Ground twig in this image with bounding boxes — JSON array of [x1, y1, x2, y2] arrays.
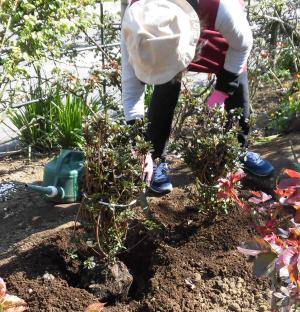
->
[[255, 13, 300, 38], [96, 211, 108, 258], [98, 199, 137, 208], [268, 69, 284, 88], [73, 196, 86, 237], [81, 29, 113, 62], [289, 139, 299, 164], [0, 0, 20, 50], [117, 231, 149, 256]]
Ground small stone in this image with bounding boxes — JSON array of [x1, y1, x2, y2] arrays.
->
[[185, 278, 196, 290], [194, 273, 202, 283], [43, 272, 55, 280], [228, 302, 241, 312], [82, 260, 133, 301], [237, 277, 244, 283], [31, 216, 42, 226], [28, 288, 33, 294], [255, 294, 262, 300], [241, 300, 249, 308], [17, 222, 26, 229], [210, 295, 218, 303]]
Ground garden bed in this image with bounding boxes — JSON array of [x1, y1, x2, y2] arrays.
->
[[0, 154, 274, 312]]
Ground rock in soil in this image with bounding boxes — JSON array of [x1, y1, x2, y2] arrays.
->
[[81, 260, 133, 303]]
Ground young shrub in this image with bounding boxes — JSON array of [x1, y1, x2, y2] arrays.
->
[[176, 94, 243, 214], [81, 113, 150, 261]]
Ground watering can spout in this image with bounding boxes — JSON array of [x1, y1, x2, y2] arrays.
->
[[25, 184, 60, 198], [25, 149, 84, 203]]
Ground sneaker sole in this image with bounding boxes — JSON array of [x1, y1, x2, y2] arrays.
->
[[244, 167, 274, 177], [149, 185, 173, 194]]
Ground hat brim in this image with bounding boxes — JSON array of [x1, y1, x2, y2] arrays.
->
[[122, 0, 200, 85]]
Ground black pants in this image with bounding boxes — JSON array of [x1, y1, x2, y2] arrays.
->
[[146, 72, 250, 160]]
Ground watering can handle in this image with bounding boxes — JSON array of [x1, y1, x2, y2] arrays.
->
[[53, 149, 73, 186]]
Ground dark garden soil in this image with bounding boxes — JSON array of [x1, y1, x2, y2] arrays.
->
[[1, 132, 300, 312]]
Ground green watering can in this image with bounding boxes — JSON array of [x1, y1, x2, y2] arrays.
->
[[26, 149, 85, 203]]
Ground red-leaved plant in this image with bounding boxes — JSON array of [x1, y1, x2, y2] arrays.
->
[[216, 171, 247, 209], [236, 169, 300, 311], [0, 278, 28, 312]]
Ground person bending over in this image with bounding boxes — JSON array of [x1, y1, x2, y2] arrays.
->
[[121, 0, 274, 194]]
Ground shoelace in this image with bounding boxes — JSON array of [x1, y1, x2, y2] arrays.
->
[[247, 152, 261, 162], [154, 162, 168, 180]]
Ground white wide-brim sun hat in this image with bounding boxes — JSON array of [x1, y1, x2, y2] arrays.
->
[[122, 0, 200, 85]]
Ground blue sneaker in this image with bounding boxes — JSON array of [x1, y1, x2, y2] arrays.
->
[[242, 152, 274, 177], [150, 162, 173, 194]]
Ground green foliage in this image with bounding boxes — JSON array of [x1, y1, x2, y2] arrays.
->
[[276, 47, 300, 73], [51, 93, 99, 149], [175, 91, 243, 214], [142, 219, 161, 231], [8, 86, 100, 151], [82, 114, 151, 261], [192, 180, 237, 214], [4, 1, 122, 153], [253, 252, 277, 277], [66, 248, 78, 260], [0, 0, 100, 89], [248, 0, 299, 98], [144, 84, 154, 109], [8, 87, 57, 151], [178, 103, 242, 185], [84, 256, 96, 269], [268, 76, 300, 134]]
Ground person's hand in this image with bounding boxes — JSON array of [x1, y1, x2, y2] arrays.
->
[[206, 90, 229, 111], [141, 152, 153, 186]]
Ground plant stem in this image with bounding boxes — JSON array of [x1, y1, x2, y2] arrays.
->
[[289, 139, 299, 164]]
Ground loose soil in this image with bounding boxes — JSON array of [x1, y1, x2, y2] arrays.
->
[[0, 151, 278, 312]]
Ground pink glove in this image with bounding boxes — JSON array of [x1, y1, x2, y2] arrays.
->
[[207, 90, 229, 110], [141, 152, 153, 186]]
